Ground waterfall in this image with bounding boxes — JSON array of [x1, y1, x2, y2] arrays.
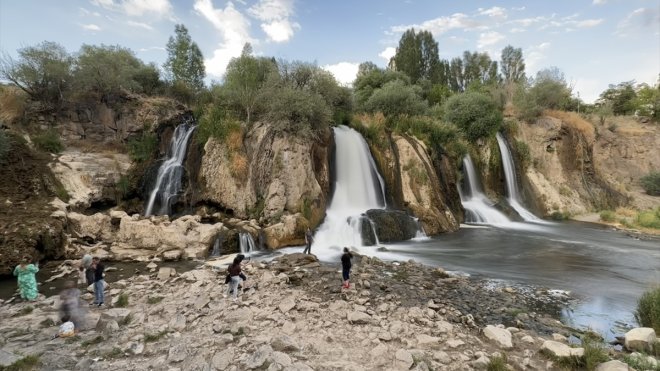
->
[[144, 123, 196, 216], [239, 233, 257, 254], [495, 133, 542, 222], [459, 155, 511, 225], [210, 234, 222, 257], [311, 126, 387, 258]]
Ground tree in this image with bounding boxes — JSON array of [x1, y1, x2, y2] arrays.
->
[[164, 24, 205, 92], [598, 81, 638, 116], [0, 41, 72, 107], [635, 82, 660, 120], [392, 29, 443, 84], [363, 80, 427, 117], [444, 92, 503, 142], [353, 65, 409, 110], [448, 51, 498, 92], [224, 43, 277, 124], [529, 67, 572, 110], [500, 45, 525, 85], [73, 44, 144, 100]]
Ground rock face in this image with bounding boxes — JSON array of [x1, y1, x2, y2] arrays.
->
[[363, 209, 419, 244], [199, 122, 332, 248], [366, 131, 459, 235], [624, 327, 656, 352]]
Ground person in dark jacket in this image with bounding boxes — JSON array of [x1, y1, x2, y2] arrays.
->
[[91, 257, 105, 307], [226, 255, 244, 301], [303, 228, 313, 254], [341, 247, 353, 289]]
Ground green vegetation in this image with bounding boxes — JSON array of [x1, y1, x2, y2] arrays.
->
[[444, 92, 503, 142], [32, 129, 64, 153], [127, 132, 157, 163], [81, 335, 104, 348], [582, 336, 609, 371], [641, 171, 660, 196], [513, 67, 575, 123], [514, 140, 531, 169], [164, 24, 205, 94], [636, 208, 660, 229], [599, 210, 616, 222], [0, 355, 40, 371], [119, 313, 133, 326], [144, 330, 169, 343], [623, 353, 660, 371], [115, 293, 129, 308], [0, 131, 10, 162], [636, 286, 660, 332], [39, 318, 55, 328], [486, 353, 508, 371]]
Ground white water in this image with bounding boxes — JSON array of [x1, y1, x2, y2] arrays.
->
[[210, 235, 222, 257], [312, 126, 387, 260], [239, 233, 257, 255], [495, 133, 543, 222], [459, 155, 512, 225], [144, 123, 196, 216]]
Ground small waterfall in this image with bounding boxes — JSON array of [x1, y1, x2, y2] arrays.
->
[[459, 155, 511, 225], [239, 233, 257, 254], [210, 234, 223, 257], [367, 217, 381, 245], [412, 217, 429, 240], [144, 123, 196, 216], [495, 133, 542, 222], [312, 126, 387, 258]]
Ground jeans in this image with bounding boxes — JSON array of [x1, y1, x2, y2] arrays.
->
[[94, 280, 104, 304], [227, 276, 240, 299]]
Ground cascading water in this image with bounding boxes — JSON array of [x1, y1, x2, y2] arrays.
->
[[495, 133, 542, 222], [210, 234, 223, 257], [144, 123, 196, 216], [239, 233, 257, 255], [458, 155, 511, 225], [312, 126, 387, 259]]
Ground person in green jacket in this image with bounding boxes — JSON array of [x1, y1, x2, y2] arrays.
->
[[13, 259, 39, 301]]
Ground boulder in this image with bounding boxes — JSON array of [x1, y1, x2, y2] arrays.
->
[[67, 212, 113, 241], [272, 253, 319, 272], [271, 335, 300, 352], [245, 345, 273, 369], [364, 209, 419, 244], [169, 313, 187, 331], [211, 349, 234, 370], [483, 325, 513, 349], [416, 334, 441, 348], [168, 343, 188, 363], [594, 360, 632, 371], [395, 349, 414, 370], [263, 214, 307, 249], [541, 340, 584, 358], [157, 267, 176, 281], [348, 311, 372, 324], [624, 327, 656, 352], [278, 297, 296, 313]]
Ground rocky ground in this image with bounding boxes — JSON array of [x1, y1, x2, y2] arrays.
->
[[0, 253, 657, 371]]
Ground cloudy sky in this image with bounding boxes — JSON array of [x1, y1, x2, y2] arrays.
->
[[1, 0, 658, 102]]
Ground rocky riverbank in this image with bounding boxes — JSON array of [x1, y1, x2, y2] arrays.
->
[[0, 253, 657, 371]]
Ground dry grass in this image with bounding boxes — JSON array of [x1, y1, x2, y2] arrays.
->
[[616, 207, 637, 217], [0, 86, 27, 124], [546, 110, 595, 143], [353, 112, 386, 128], [226, 128, 243, 153], [230, 153, 248, 181]]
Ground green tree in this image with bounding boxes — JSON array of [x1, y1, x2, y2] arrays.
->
[[530, 67, 572, 109], [500, 45, 525, 85], [164, 24, 205, 92], [224, 43, 277, 124], [363, 80, 427, 117], [448, 51, 498, 92], [598, 81, 637, 115], [635, 82, 660, 120], [353, 65, 409, 110], [73, 44, 144, 100], [444, 92, 503, 142], [392, 29, 443, 85], [0, 41, 72, 107]]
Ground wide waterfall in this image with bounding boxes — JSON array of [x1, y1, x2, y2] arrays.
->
[[144, 123, 196, 216], [311, 125, 386, 259], [459, 155, 511, 225], [495, 133, 542, 222]]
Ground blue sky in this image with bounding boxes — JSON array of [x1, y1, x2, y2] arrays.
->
[[1, 0, 658, 102]]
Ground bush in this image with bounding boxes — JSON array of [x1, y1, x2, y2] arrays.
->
[[197, 104, 242, 146], [641, 172, 660, 196], [444, 92, 503, 142], [0, 130, 10, 162], [635, 286, 660, 333], [363, 80, 427, 117], [32, 129, 64, 153], [514, 140, 531, 169], [115, 293, 129, 308], [127, 132, 157, 163], [636, 208, 660, 229], [264, 86, 331, 138], [599, 210, 616, 222], [487, 354, 508, 371], [0, 86, 27, 124]]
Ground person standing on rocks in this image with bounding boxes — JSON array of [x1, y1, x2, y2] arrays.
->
[[91, 257, 105, 307], [81, 254, 94, 287], [303, 228, 314, 254], [60, 280, 85, 332], [341, 247, 353, 289], [226, 255, 244, 301], [13, 258, 39, 301]]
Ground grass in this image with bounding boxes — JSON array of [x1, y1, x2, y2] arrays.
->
[[0, 355, 40, 371], [80, 335, 104, 348], [147, 296, 164, 304], [599, 210, 616, 222], [119, 314, 133, 326], [547, 110, 595, 143], [32, 129, 64, 154], [635, 286, 660, 333], [622, 353, 660, 371], [103, 347, 123, 360], [582, 336, 609, 371], [12, 306, 34, 317], [144, 330, 169, 343], [39, 318, 55, 328], [487, 354, 508, 371], [229, 152, 248, 180], [115, 293, 129, 308], [127, 132, 157, 163], [0, 85, 27, 124], [636, 208, 660, 230]]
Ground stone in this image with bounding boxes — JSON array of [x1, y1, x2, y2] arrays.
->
[[552, 333, 568, 343], [521, 335, 535, 345], [433, 351, 451, 365], [395, 349, 414, 370], [0, 349, 20, 367], [158, 267, 176, 281], [594, 360, 632, 371], [126, 341, 144, 355], [103, 320, 119, 334], [279, 297, 296, 313], [348, 311, 372, 324], [168, 343, 188, 363], [271, 335, 300, 352], [169, 313, 187, 331], [245, 345, 273, 369], [163, 249, 183, 261], [146, 262, 158, 271], [370, 344, 388, 358], [541, 340, 584, 358], [416, 334, 441, 348], [483, 325, 513, 349], [211, 349, 234, 370], [284, 363, 314, 371], [194, 294, 211, 310], [271, 351, 292, 367], [472, 355, 490, 369], [446, 339, 465, 348], [624, 327, 656, 352]]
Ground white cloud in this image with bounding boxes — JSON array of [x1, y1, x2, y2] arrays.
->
[[477, 31, 504, 49], [138, 46, 166, 52], [322, 62, 359, 86], [616, 8, 660, 36], [390, 13, 485, 36], [593, 0, 606, 5], [378, 47, 396, 63], [478, 6, 507, 20], [127, 20, 153, 30], [79, 7, 101, 16], [574, 19, 604, 28], [248, 0, 299, 42], [194, 0, 254, 78], [510, 27, 525, 33], [525, 42, 551, 72], [90, 0, 173, 19], [82, 23, 101, 31]]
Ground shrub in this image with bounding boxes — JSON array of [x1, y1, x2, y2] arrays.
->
[[636, 208, 660, 229], [635, 286, 660, 333], [127, 132, 157, 163], [0, 130, 10, 162], [641, 172, 660, 196], [582, 336, 609, 371], [599, 210, 616, 222], [197, 104, 242, 146], [115, 293, 129, 308], [363, 80, 427, 117], [0, 86, 27, 123], [264, 86, 332, 138], [487, 354, 508, 371], [514, 140, 531, 169], [444, 92, 503, 142], [32, 129, 64, 153]]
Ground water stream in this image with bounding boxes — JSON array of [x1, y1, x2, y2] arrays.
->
[[239, 233, 257, 255], [459, 155, 512, 225], [144, 123, 196, 216]]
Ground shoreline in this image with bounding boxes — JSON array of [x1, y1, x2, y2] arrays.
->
[[570, 213, 660, 239]]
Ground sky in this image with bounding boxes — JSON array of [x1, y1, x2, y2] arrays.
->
[[0, 0, 658, 103]]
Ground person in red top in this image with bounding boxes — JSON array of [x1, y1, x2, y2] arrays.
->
[[226, 255, 244, 301]]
